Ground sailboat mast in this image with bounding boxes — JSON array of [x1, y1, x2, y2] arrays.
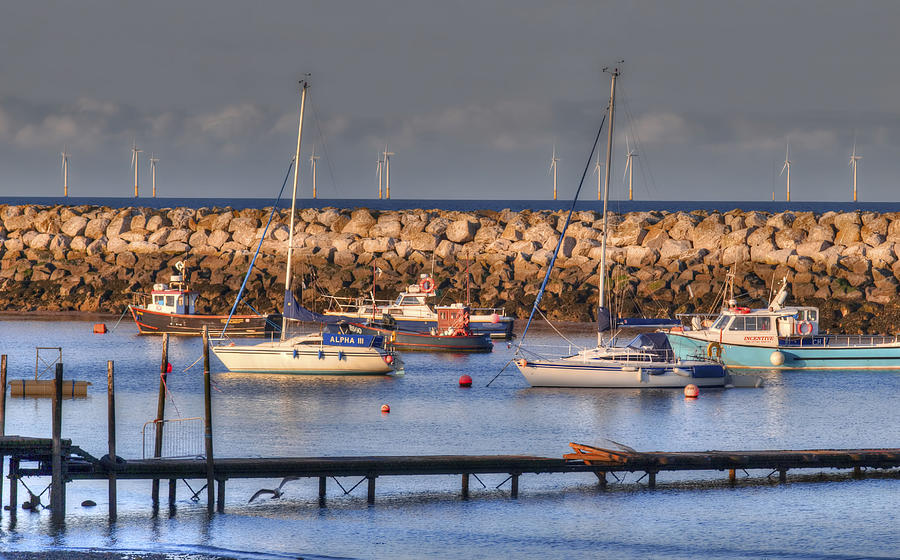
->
[[598, 66, 619, 344], [283, 79, 309, 338]]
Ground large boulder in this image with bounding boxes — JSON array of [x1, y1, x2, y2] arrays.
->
[[446, 219, 478, 244]]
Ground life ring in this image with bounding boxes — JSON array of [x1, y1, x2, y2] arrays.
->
[[797, 321, 813, 335], [419, 277, 435, 293], [733, 307, 751, 314], [706, 341, 723, 359]]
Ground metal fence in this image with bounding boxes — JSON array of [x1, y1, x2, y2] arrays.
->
[[141, 417, 205, 459]]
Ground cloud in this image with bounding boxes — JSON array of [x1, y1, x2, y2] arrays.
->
[[625, 112, 692, 145], [14, 114, 81, 149]]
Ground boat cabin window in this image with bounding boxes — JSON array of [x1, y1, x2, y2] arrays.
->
[[397, 295, 426, 306], [728, 315, 772, 331], [711, 316, 729, 329], [166, 295, 176, 307], [154, 296, 165, 305], [800, 309, 818, 322]]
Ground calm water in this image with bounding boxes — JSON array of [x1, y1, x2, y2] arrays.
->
[[0, 196, 896, 214], [0, 318, 899, 559]]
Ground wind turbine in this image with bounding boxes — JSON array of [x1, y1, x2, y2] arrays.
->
[[60, 147, 70, 197], [376, 155, 384, 199], [623, 134, 638, 201], [131, 141, 143, 197], [594, 152, 604, 200], [149, 153, 159, 198], [549, 145, 560, 200], [780, 141, 791, 202], [309, 145, 319, 198], [849, 142, 862, 202], [382, 145, 395, 199]]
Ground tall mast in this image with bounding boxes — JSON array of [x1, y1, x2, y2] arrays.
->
[[598, 64, 619, 344], [282, 78, 309, 337]]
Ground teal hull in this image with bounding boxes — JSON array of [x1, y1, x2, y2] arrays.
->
[[668, 333, 900, 370]]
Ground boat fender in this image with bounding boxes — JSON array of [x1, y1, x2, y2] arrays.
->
[[317, 350, 324, 360], [293, 349, 299, 359], [337, 351, 344, 361], [419, 277, 435, 293], [706, 341, 723, 360], [769, 350, 785, 366], [797, 321, 813, 335]]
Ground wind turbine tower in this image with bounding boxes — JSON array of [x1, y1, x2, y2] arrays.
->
[[376, 155, 384, 199], [149, 153, 159, 198], [849, 143, 862, 202], [131, 141, 143, 197], [594, 152, 603, 200], [310, 145, 320, 198], [623, 135, 638, 201], [60, 147, 70, 197], [549, 145, 560, 200], [780, 142, 791, 202], [382, 145, 395, 199]]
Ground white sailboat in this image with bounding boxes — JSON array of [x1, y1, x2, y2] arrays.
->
[[514, 66, 727, 388], [212, 79, 401, 375]]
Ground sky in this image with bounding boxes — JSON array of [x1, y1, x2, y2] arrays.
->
[[2, 0, 900, 202]]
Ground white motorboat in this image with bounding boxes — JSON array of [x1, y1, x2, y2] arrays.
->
[[211, 79, 401, 375], [513, 65, 726, 389]]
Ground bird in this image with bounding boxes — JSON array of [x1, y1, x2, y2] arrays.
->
[[248, 476, 298, 503]]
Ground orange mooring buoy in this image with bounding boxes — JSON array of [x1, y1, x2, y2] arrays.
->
[[381, 404, 390, 413], [459, 374, 472, 387], [684, 384, 699, 398], [93, 323, 107, 334]]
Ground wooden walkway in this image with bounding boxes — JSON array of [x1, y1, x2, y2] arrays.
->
[[3, 437, 900, 518]]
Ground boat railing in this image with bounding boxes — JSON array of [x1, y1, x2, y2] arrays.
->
[[780, 334, 900, 347], [322, 295, 395, 312]]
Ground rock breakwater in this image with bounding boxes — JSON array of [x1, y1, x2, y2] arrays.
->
[[1, 204, 899, 334]]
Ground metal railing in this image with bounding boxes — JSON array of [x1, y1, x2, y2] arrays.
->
[[142, 417, 205, 459]]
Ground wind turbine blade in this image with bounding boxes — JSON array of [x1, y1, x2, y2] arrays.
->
[[780, 162, 787, 175]]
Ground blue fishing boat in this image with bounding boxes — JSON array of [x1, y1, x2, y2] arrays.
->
[[667, 276, 900, 370]]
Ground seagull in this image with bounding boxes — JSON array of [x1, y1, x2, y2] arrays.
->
[[248, 477, 299, 503]]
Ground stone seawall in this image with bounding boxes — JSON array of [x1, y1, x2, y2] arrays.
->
[[1, 204, 899, 334]]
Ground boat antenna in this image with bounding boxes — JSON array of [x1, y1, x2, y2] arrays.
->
[[282, 75, 310, 340]]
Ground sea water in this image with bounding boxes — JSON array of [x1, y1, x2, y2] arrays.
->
[[0, 318, 898, 559]]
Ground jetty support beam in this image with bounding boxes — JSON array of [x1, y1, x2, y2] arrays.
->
[[51, 363, 65, 525], [510, 474, 519, 499], [461, 473, 469, 499], [367, 475, 376, 504], [318, 476, 326, 507]]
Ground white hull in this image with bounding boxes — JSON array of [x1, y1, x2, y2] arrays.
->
[[212, 336, 398, 375], [516, 358, 726, 388]]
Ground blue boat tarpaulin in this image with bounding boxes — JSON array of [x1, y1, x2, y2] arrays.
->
[[322, 332, 376, 347], [283, 290, 339, 323]]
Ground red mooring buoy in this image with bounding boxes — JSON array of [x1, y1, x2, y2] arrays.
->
[[459, 374, 473, 387], [166, 363, 172, 373], [93, 323, 107, 334], [381, 404, 391, 413], [684, 384, 699, 398]]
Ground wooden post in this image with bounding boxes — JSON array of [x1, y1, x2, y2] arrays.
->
[[367, 476, 376, 504], [168, 479, 176, 512], [596, 471, 607, 489], [51, 362, 64, 524], [648, 471, 656, 489], [8, 457, 18, 518], [1, 354, 7, 512], [728, 469, 736, 485], [461, 473, 469, 499], [779, 468, 787, 483], [217, 478, 225, 513], [318, 477, 326, 507], [853, 466, 862, 478], [152, 333, 169, 509], [203, 326, 215, 514], [510, 474, 519, 499], [107, 361, 117, 522]]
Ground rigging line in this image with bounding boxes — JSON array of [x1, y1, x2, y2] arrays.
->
[[513, 111, 608, 353], [308, 95, 341, 196], [618, 84, 659, 198], [109, 305, 131, 333], [535, 307, 584, 351], [220, 158, 294, 337]]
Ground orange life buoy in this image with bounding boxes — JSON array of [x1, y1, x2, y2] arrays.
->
[[797, 321, 813, 335], [733, 307, 751, 314], [419, 277, 435, 293]]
